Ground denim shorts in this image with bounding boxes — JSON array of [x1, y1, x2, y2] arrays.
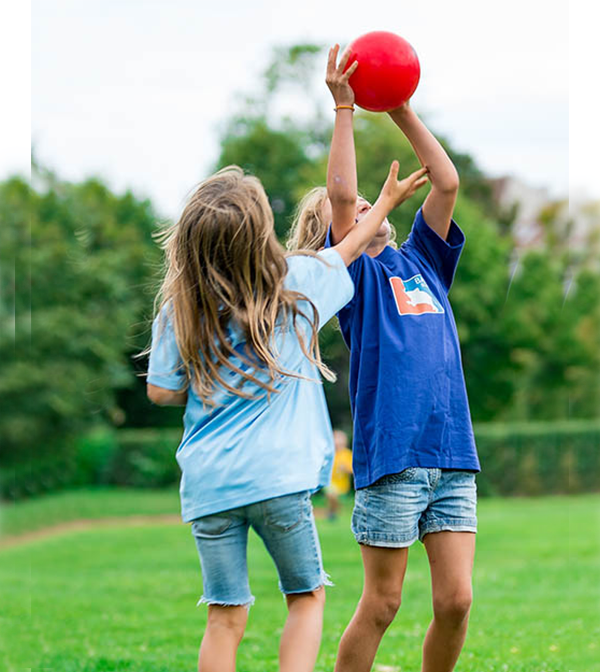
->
[[190, 491, 330, 607], [352, 468, 477, 548]]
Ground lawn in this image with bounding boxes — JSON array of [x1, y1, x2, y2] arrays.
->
[[0, 490, 598, 671]]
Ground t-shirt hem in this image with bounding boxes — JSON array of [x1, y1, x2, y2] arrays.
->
[[146, 375, 186, 391], [181, 478, 325, 522]]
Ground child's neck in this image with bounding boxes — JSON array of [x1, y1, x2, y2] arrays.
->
[[365, 239, 388, 258]]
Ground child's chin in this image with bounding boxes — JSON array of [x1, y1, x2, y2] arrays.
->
[[377, 222, 391, 237]]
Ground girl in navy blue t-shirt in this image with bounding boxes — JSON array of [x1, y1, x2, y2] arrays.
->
[[288, 44, 481, 672]]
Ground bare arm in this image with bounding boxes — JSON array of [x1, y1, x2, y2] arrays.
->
[[388, 104, 459, 240], [325, 44, 359, 244], [147, 383, 188, 407], [333, 161, 428, 266]]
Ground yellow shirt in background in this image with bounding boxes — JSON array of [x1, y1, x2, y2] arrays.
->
[[330, 448, 353, 495]]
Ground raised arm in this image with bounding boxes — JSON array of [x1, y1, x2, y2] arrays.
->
[[333, 161, 428, 266], [325, 45, 359, 245], [388, 104, 459, 240]]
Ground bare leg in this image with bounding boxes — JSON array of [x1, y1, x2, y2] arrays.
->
[[279, 586, 326, 672], [198, 604, 248, 672], [421, 532, 476, 672], [335, 545, 409, 672]]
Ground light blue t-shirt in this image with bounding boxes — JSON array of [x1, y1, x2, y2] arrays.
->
[[147, 248, 354, 522]]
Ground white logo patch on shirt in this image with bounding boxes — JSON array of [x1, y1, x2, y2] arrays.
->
[[389, 274, 445, 316]]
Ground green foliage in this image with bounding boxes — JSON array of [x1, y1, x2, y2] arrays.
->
[[0, 426, 183, 501], [264, 43, 324, 94], [216, 118, 315, 239], [0, 173, 162, 495], [564, 269, 600, 416], [474, 419, 600, 496], [107, 429, 182, 488], [500, 253, 600, 420], [450, 196, 515, 420]]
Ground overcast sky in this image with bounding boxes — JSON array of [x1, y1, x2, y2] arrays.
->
[[3, 1, 598, 218]]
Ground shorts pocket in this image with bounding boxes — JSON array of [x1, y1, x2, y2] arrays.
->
[[191, 513, 233, 537], [262, 492, 309, 532], [373, 467, 419, 486]]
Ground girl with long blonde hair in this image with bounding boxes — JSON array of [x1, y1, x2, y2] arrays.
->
[[146, 157, 426, 670]]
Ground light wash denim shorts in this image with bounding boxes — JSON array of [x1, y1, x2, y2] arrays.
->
[[352, 468, 477, 548], [190, 491, 330, 607]]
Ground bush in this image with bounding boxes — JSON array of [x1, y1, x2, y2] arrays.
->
[[474, 419, 600, 496], [0, 446, 78, 501], [0, 426, 118, 500], [2, 421, 598, 501], [107, 429, 182, 488]]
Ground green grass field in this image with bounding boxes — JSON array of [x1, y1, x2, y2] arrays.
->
[[1, 490, 598, 672]]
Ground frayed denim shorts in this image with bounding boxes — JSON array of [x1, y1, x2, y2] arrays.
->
[[352, 468, 477, 548], [190, 491, 330, 608]]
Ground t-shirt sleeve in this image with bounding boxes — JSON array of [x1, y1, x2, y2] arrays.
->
[[285, 248, 355, 329], [147, 307, 188, 391], [404, 207, 465, 292]]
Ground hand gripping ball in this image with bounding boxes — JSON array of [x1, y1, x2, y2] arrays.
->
[[344, 31, 420, 112]]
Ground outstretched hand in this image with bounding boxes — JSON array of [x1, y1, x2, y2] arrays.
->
[[333, 163, 429, 267], [326, 44, 359, 107], [380, 162, 429, 210]]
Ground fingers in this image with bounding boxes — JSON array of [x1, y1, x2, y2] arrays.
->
[[342, 60, 358, 80], [337, 47, 352, 72], [409, 166, 429, 182], [327, 44, 339, 75], [405, 176, 429, 198], [388, 160, 400, 180], [384, 163, 429, 205], [329, 44, 358, 83]]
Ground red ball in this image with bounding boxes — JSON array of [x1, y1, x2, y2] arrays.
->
[[344, 31, 420, 112]]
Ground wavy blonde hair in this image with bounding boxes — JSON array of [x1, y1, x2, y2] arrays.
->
[[150, 166, 334, 406], [286, 187, 329, 252], [287, 187, 397, 252]]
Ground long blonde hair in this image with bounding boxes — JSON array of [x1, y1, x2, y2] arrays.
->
[[286, 187, 329, 251], [150, 166, 334, 406], [287, 187, 398, 252]]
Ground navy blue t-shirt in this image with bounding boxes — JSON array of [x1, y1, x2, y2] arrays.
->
[[325, 207, 480, 489]]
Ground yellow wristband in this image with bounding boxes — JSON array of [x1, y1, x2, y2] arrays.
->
[[334, 105, 355, 112]]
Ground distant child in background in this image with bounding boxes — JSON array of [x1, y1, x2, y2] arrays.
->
[[289, 45, 481, 672], [146, 159, 427, 672], [325, 430, 353, 520]]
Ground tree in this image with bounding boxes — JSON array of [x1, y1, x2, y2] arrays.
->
[[0, 171, 169, 494], [216, 119, 317, 240]]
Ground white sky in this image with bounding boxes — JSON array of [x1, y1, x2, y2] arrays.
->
[[2, 1, 598, 218]]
